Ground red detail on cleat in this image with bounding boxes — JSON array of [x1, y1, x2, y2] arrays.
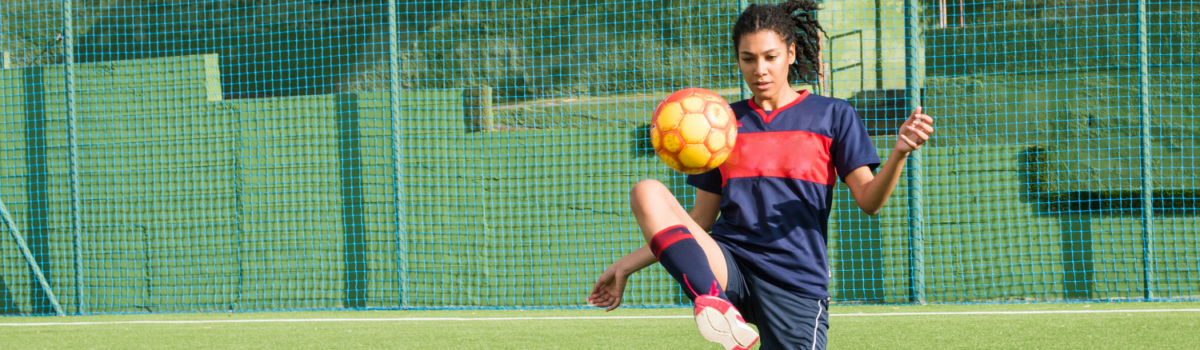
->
[[682, 274, 699, 298], [732, 337, 759, 350], [694, 294, 733, 315], [684, 276, 726, 300], [694, 294, 758, 350]]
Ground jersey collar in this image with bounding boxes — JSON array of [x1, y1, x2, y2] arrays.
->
[[747, 90, 811, 124]]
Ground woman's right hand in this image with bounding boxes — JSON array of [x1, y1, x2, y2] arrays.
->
[[586, 263, 629, 311]]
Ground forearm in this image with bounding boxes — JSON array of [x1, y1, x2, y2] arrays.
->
[[690, 189, 722, 232], [689, 211, 714, 232], [848, 106, 933, 215], [612, 245, 657, 276], [857, 149, 910, 215]]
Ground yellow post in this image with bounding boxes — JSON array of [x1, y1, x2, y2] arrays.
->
[[464, 86, 495, 132]]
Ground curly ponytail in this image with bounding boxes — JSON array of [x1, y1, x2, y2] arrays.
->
[[732, 0, 826, 84]]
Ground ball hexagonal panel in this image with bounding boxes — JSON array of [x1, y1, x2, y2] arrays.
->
[[650, 88, 737, 174], [679, 113, 712, 144], [656, 102, 684, 132]]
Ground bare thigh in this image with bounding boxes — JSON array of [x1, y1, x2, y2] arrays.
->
[[629, 179, 728, 288]]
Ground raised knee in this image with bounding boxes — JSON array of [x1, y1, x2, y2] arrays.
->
[[629, 179, 668, 208]]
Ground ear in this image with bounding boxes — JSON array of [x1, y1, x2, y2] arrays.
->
[[788, 42, 797, 62]]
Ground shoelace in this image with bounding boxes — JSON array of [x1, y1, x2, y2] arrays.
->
[[682, 274, 723, 299]]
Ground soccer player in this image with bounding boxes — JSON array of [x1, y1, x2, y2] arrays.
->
[[585, 1, 935, 349]]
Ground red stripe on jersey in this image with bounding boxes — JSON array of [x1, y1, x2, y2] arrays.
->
[[719, 130, 835, 186], [747, 90, 810, 124], [649, 225, 693, 259]]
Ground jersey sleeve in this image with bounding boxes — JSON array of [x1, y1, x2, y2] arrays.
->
[[832, 102, 881, 183], [686, 168, 722, 194]]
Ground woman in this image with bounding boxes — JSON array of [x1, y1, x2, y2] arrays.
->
[[586, 1, 934, 349]]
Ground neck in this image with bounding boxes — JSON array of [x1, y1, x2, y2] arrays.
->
[[753, 88, 802, 111]]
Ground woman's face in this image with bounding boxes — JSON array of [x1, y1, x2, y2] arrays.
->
[[737, 31, 795, 101]]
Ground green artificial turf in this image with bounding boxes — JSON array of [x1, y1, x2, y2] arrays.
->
[[3, 302, 1198, 349]]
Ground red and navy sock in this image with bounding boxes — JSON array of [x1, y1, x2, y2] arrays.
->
[[649, 225, 729, 302]]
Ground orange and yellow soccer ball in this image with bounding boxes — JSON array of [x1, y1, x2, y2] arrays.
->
[[650, 88, 737, 174]]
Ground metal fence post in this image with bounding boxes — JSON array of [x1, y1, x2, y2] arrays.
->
[[1, 14, 9, 69], [63, 0, 85, 315], [1, 198, 65, 316], [737, 0, 750, 100], [904, 0, 926, 304], [1136, 0, 1155, 300], [387, 0, 408, 308]]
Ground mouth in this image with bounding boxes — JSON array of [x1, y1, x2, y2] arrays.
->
[[753, 82, 771, 90]]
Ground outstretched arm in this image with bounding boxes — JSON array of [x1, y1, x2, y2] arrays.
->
[[844, 107, 934, 216]]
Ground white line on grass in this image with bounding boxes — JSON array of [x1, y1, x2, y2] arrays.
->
[[1, 316, 691, 326], [832, 309, 1200, 317], [3, 309, 1198, 326]]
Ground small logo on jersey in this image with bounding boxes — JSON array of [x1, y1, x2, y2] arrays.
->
[[737, 122, 744, 128]]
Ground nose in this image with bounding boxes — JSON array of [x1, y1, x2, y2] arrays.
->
[[755, 59, 769, 76]]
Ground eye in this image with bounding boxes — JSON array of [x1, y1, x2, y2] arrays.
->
[[740, 57, 753, 62], [766, 55, 777, 60]]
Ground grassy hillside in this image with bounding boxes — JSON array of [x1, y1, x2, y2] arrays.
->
[[4, 1, 1193, 101], [2, 0, 741, 100]]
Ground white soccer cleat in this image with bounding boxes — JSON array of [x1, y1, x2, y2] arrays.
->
[[694, 294, 759, 350]]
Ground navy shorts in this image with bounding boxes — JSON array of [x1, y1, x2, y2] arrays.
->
[[720, 244, 830, 350]]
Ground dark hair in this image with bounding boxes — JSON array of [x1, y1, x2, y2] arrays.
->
[[732, 0, 825, 85]]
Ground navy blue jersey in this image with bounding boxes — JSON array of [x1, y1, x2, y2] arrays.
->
[[687, 91, 880, 300]]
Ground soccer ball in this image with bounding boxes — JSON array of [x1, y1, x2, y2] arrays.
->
[[650, 88, 737, 174]]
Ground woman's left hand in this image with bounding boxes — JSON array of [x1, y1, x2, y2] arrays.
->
[[895, 106, 934, 153]]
